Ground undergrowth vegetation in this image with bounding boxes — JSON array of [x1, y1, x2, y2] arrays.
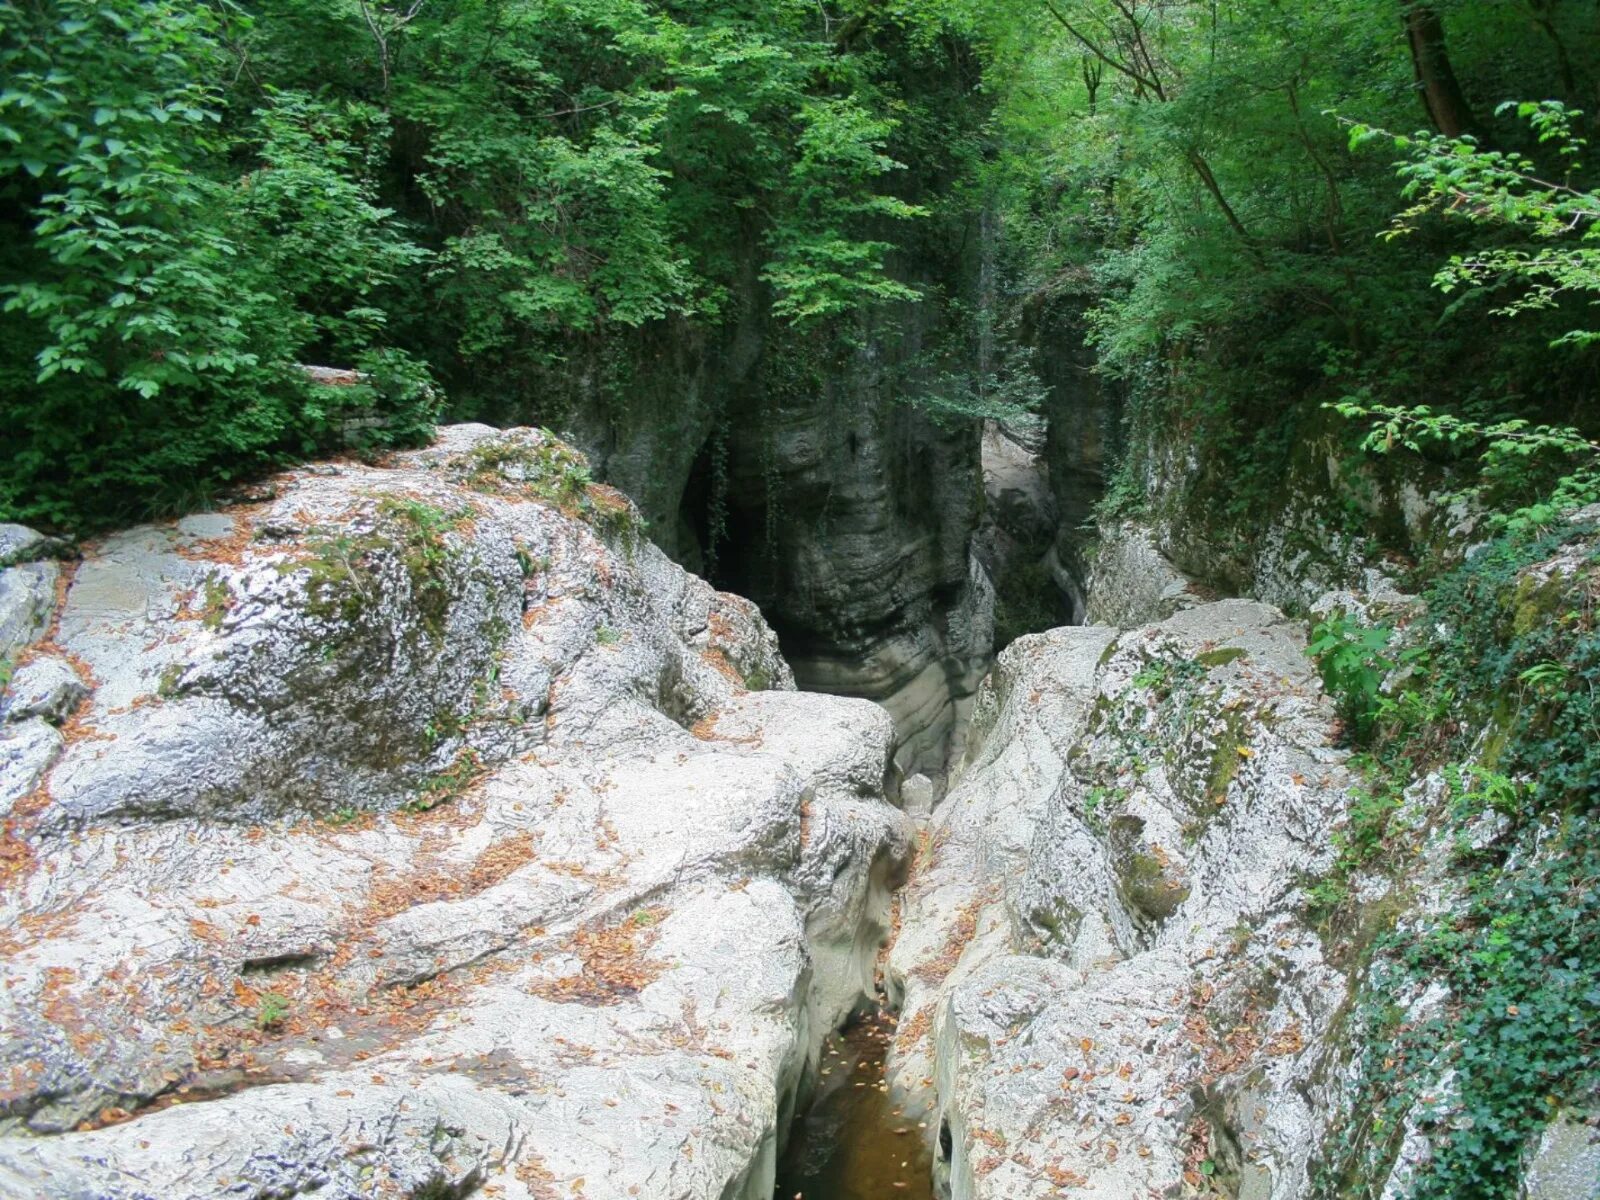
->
[[1307, 516, 1600, 1198], [0, 0, 438, 528]]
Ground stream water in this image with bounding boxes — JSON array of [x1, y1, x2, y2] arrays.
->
[[773, 1009, 935, 1200]]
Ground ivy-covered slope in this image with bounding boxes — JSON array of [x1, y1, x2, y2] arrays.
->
[[1304, 513, 1600, 1199]]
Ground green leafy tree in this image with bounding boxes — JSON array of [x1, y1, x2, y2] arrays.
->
[[1365, 100, 1600, 347], [1339, 101, 1600, 531], [962, 0, 1598, 565], [3, 0, 978, 526], [0, 0, 433, 528]]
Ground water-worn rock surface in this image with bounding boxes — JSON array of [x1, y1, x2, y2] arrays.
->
[[0, 426, 910, 1199], [1082, 520, 1207, 628], [1078, 401, 1462, 623], [716, 319, 994, 787], [887, 600, 1353, 1198]]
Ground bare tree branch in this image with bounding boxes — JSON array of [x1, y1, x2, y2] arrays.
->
[[1039, 0, 1162, 97], [356, 0, 428, 96]]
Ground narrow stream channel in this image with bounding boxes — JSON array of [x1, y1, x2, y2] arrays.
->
[[773, 1009, 935, 1200]]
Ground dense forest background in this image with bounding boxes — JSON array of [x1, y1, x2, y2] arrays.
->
[[3, 0, 1597, 535], [1, 0, 990, 526]]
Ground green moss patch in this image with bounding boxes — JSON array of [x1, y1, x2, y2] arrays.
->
[[289, 495, 471, 637], [448, 434, 640, 542]]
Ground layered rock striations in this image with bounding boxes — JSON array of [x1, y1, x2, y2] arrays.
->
[[0, 426, 910, 1200], [715, 319, 994, 787], [520, 225, 997, 787]]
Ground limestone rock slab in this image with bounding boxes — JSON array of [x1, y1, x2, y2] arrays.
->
[[0, 427, 910, 1200], [887, 601, 1351, 1200]]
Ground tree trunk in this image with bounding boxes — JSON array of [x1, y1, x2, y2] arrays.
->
[[1402, 4, 1478, 137], [1185, 149, 1254, 247]]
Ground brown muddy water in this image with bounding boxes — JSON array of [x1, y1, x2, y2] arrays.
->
[[773, 1009, 935, 1200]]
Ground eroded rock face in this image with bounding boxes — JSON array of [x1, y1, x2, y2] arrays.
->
[[0, 526, 62, 667], [976, 422, 1055, 586], [887, 599, 1352, 1199], [1, 525, 72, 826], [1082, 520, 1209, 628], [1017, 294, 1121, 618], [718, 325, 993, 786], [976, 420, 1074, 653], [0, 427, 910, 1199], [1079, 398, 1467, 624], [520, 229, 994, 788]]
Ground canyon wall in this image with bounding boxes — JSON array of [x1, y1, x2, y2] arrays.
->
[[547, 238, 997, 784]]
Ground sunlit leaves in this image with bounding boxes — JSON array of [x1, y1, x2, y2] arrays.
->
[[0, 0, 435, 526]]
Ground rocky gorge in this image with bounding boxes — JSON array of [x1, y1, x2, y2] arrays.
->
[[6, 0, 1600, 1194], [0, 421, 1596, 1200]]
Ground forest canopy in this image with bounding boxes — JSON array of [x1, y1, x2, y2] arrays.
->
[[0, 0, 977, 525], [2, 0, 1597, 534], [976, 0, 1599, 526]]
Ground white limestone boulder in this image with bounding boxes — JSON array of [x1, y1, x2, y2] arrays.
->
[[888, 600, 1353, 1199], [0, 427, 911, 1200]]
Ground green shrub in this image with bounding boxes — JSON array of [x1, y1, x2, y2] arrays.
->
[[0, 0, 434, 530], [1307, 613, 1396, 745], [254, 991, 289, 1030]]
